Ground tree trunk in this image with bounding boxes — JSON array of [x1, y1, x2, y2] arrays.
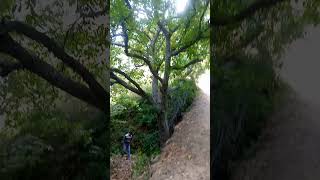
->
[[152, 74, 161, 108], [157, 22, 172, 146], [158, 86, 170, 146]]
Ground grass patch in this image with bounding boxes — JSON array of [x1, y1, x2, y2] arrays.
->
[[132, 151, 151, 179]]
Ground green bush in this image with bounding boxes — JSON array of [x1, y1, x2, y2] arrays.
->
[[0, 110, 108, 180], [111, 79, 198, 156], [168, 79, 198, 129], [110, 79, 198, 178], [110, 98, 159, 155], [213, 57, 282, 177], [132, 151, 150, 179], [170, 79, 198, 109]]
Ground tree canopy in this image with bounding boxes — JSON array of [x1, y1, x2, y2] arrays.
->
[[110, 0, 209, 142]]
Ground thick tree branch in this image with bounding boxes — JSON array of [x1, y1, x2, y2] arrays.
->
[[124, 0, 132, 9], [1, 20, 108, 105], [157, 21, 170, 37], [0, 33, 106, 112], [120, 20, 163, 83], [171, 8, 209, 58], [212, 0, 287, 26], [171, 59, 203, 70], [150, 28, 161, 53], [110, 71, 148, 99], [171, 33, 205, 57], [158, 21, 171, 89], [175, 1, 208, 50], [112, 0, 163, 85], [111, 68, 147, 97]]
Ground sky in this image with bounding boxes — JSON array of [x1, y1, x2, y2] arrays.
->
[[174, 0, 189, 14], [197, 70, 210, 96]]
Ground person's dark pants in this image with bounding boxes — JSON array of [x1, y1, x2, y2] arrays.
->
[[123, 142, 131, 160]]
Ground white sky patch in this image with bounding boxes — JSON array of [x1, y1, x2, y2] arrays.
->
[[204, 13, 210, 21], [174, 0, 188, 14], [114, 28, 124, 43], [136, 10, 148, 20], [197, 70, 210, 96]]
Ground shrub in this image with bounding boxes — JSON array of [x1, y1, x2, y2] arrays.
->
[[110, 79, 199, 178], [0, 110, 108, 180], [168, 79, 198, 130], [212, 57, 282, 177], [132, 151, 150, 179]]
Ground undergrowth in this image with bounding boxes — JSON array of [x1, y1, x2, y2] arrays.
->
[[213, 56, 287, 179], [111, 79, 198, 178], [0, 110, 108, 180]]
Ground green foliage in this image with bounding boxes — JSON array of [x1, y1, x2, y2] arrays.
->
[[134, 131, 160, 156], [213, 58, 279, 151], [110, 0, 209, 102], [0, 0, 14, 16], [132, 151, 150, 180], [1, 0, 108, 179], [111, 97, 159, 156], [168, 79, 198, 130], [212, 56, 282, 179], [170, 79, 198, 108], [111, 79, 198, 155], [0, 110, 108, 180], [134, 100, 158, 128], [111, 79, 198, 177]]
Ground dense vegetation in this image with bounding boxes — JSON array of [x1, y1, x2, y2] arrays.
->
[[212, 0, 320, 179], [110, 0, 209, 144], [111, 78, 198, 156], [110, 0, 209, 178], [0, 0, 109, 179]]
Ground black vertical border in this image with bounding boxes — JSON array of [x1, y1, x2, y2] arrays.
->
[[106, 0, 111, 178]]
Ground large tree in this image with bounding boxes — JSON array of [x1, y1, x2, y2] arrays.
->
[[110, 0, 209, 143]]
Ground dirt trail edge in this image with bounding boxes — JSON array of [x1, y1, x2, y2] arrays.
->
[[150, 73, 210, 180], [231, 27, 320, 180]]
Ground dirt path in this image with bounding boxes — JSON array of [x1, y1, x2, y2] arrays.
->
[[149, 72, 210, 180], [231, 26, 320, 180]]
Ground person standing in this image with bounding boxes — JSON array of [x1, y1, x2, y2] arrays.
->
[[123, 132, 133, 160]]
